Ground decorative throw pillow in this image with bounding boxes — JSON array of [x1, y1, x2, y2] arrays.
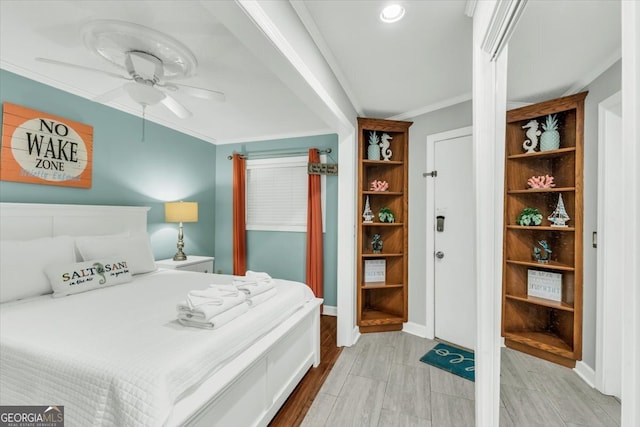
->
[[75, 232, 157, 275], [0, 236, 76, 303], [46, 258, 132, 298]]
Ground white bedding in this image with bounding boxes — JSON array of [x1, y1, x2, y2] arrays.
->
[[0, 269, 315, 427]]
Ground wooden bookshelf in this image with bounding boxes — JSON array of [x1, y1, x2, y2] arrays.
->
[[356, 117, 412, 333], [502, 92, 587, 367]]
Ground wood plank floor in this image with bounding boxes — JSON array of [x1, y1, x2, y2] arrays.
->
[[271, 320, 620, 426], [269, 315, 342, 427], [300, 330, 622, 427]]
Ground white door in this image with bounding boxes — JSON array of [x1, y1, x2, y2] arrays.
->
[[430, 131, 476, 350]]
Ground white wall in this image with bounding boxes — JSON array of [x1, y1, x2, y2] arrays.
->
[[406, 100, 473, 329], [582, 59, 622, 369]]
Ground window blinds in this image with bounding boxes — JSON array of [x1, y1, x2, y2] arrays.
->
[[245, 156, 326, 232]]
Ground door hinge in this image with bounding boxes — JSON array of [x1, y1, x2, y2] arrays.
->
[[423, 170, 437, 178]]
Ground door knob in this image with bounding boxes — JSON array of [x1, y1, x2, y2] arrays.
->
[[435, 251, 445, 259]]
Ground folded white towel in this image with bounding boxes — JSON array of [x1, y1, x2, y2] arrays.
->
[[233, 271, 276, 297], [177, 297, 223, 312], [245, 270, 272, 281], [186, 284, 240, 309], [189, 284, 238, 302], [247, 287, 277, 307], [177, 293, 246, 321], [178, 302, 250, 329], [232, 279, 275, 297], [176, 285, 246, 320]]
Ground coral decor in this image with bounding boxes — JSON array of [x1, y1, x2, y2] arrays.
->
[[527, 175, 555, 189], [370, 180, 389, 191]]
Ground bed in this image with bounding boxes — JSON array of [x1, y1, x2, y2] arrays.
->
[[0, 202, 322, 427]]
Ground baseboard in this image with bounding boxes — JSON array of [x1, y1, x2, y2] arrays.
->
[[574, 361, 596, 388], [351, 326, 361, 346], [322, 305, 337, 316], [402, 321, 428, 338]]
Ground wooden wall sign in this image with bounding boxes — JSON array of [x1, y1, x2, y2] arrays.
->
[[1, 102, 93, 188]]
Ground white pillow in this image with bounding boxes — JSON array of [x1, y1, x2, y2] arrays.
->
[[0, 236, 76, 303], [72, 232, 129, 261], [75, 232, 157, 275], [46, 258, 132, 298]]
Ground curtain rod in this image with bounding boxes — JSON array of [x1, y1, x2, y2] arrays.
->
[[227, 148, 332, 160]]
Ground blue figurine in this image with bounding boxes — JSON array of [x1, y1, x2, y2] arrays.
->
[[372, 234, 383, 253], [534, 240, 552, 263]]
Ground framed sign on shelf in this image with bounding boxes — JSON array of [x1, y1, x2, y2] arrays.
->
[[364, 259, 386, 285], [527, 269, 562, 302]]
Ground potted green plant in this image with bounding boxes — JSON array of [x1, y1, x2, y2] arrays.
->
[[516, 207, 543, 226], [378, 207, 395, 223]]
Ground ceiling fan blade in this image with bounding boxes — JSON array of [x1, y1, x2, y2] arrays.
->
[[160, 94, 192, 119], [162, 82, 225, 102], [35, 57, 129, 81], [93, 85, 126, 103]]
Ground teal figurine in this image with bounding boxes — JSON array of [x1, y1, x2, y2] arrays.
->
[[372, 233, 383, 253], [534, 240, 552, 263]]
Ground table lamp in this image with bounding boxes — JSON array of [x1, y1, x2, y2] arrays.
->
[[165, 201, 198, 261]]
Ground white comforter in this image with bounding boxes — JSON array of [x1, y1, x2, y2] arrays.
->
[[0, 269, 315, 426]]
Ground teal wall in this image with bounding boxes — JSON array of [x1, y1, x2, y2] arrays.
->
[[215, 136, 339, 307], [0, 70, 216, 260], [0, 70, 339, 307]]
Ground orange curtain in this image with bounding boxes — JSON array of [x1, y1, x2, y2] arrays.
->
[[232, 154, 247, 275], [306, 149, 324, 300]]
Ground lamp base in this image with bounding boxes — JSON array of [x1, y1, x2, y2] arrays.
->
[[173, 222, 187, 261], [173, 251, 187, 261]]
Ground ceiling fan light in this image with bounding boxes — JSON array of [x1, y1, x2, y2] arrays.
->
[[380, 4, 405, 23], [124, 82, 165, 106]]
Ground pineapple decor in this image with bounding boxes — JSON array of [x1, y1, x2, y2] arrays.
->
[[367, 131, 381, 160], [540, 114, 560, 151]]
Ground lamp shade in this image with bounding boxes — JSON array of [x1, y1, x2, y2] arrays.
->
[[165, 201, 198, 223]]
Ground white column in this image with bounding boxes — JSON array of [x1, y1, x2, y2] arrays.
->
[[472, 1, 508, 425], [336, 129, 357, 347], [621, 2, 640, 426]]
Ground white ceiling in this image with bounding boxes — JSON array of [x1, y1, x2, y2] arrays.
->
[[508, 0, 620, 105], [0, 1, 621, 145], [0, 1, 331, 144], [294, 0, 473, 119]]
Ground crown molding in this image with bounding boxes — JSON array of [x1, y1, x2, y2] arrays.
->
[[563, 48, 621, 96], [386, 92, 472, 121]]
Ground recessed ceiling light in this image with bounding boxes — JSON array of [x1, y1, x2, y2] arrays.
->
[[380, 4, 405, 23]]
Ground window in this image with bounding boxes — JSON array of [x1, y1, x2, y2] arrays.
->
[[246, 155, 326, 232]]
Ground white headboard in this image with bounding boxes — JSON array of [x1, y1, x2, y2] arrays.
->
[[0, 203, 150, 240]]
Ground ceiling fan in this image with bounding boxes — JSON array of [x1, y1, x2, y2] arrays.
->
[[36, 19, 225, 119]]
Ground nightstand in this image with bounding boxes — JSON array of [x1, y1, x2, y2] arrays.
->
[[155, 256, 215, 274]]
